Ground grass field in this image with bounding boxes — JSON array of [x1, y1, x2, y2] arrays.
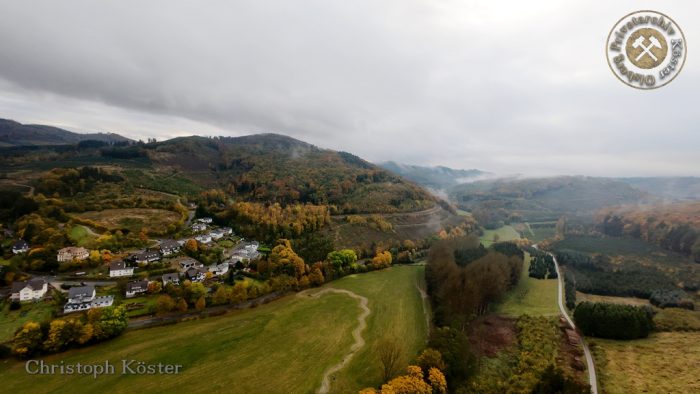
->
[[73, 208, 182, 234], [480, 225, 520, 247], [0, 266, 427, 393], [494, 253, 559, 317], [590, 332, 700, 393], [68, 225, 98, 247], [0, 301, 55, 343], [575, 292, 650, 307]]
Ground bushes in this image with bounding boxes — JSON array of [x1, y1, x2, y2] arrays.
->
[[573, 302, 654, 339], [649, 289, 695, 310], [529, 255, 557, 279]]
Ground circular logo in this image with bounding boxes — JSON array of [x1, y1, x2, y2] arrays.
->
[[606, 10, 686, 89]]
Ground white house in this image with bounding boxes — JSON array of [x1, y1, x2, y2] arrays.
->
[[125, 280, 149, 298], [161, 273, 180, 286], [178, 258, 203, 272], [64, 285, 113, 313], [185, 267, 207, 282], [134, 251, 160, 264], [208, 263, 229, 276], [10, 279, 48, 302], [192, 223, 207, 232], [57, 246, 89, 262], [12, 240, 29, 255], [195, 234, 212, 244], [197, 217, 213, 224], [109, 261, 134, 277], [159, 240, 181, 256], [210, 230, 224, 241]]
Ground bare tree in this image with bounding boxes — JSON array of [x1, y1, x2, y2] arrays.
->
[[377, 338, 402, 382]]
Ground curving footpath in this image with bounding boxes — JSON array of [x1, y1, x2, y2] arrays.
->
[[298, 288, 370, 394], [536, 245, 598, 394]]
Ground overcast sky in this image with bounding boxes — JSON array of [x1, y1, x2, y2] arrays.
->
[[0, 1, 698, 177]]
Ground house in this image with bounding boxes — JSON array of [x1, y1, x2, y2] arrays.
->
[[57, 246, 90, 262], [195, 234, 212, 244], [10, 279, 48, 301], [134, 251, 160, 264], [197, 217, 213, 224], [208, 262, 229, 276], [64, 285, 113, 313], [125, 280, 149, 298], [177, 258, 203, 272], [209, 230, 224, 240], [192, 223, 207, 232], [161, 273, 180, 286], [109, 260, 134, 277], [159, 240, 181, 256], [185, 267, 207, 282], [12, 240, 29, 254]]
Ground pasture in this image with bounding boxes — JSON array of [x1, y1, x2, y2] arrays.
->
[[73, 208, 182, 234], [494, 253, 559, 317], [0, 266, 427, 394], [480, 225, 520, 247]]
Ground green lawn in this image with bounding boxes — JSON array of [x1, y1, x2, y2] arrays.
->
[[590, 332, 700, 393], [68, 225, 97, 247], [480, 225, 520, 247], [0, 266, 428, 394], [122, 296, 158, 317], [0, 301, 56, 342], [494, 253, 559, 316]]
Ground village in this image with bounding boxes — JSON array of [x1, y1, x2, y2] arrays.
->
[[4, 217, 263, 321]]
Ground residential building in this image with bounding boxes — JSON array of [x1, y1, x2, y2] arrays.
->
[[161, 273, 180, 286], [64, 285, 113, 314], [192, 223, 207, 232], [195, 234, 212, 244], [197, 217, 213, 224], [125, 280, 149, 298], [57, 246, 89, 262], [10, 279, 48, 301], [159, 240, 181, 256], [109, 260, 134, 277], [177, 258, 203, 272], [134, 251, 160, 264], [185, 267, 207, 282], [12, 240, 29, 254], [208, 263, 229, 276]]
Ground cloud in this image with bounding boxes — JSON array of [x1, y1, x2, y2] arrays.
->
[[0, 1, 697, 176]]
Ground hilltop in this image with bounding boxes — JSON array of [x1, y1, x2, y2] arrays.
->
[[379, 161, 487, 190], [0, 118, 132, 146]]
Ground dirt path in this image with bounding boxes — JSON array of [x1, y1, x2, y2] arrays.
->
[[416, 283, 431, 339], [297, 288, 370, 394]]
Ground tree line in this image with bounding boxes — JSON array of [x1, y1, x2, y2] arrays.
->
[[573, 302, 654, 339]]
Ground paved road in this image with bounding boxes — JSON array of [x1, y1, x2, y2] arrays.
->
[[535, 245, 599, 394]]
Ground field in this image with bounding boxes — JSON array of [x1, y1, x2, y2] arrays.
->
[[0, 301, 55, 343], [575, 292, 650, 307], [73, 208, 182, 234], [0, 266, 427, 393], [480, 225, 520, 247], [68, 225, 98, 247], [590, 332, 700, 393], [494, 253, 559, 316]]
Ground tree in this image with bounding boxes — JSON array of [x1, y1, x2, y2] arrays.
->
[[212, 286, 230, 305], [185, 239, 198, 253], [327, 249, 357, 269], [11, 321, 43, 357], [92, 306, 128, 340], [428, 368, 447, 394], [428, 327, 476, 385], [43, 319, 84, 353], [371, 251, 392, 269], [377, 338, 402, 382], [195, 296, 206, 311], [308, 265, 325, 287], [230, 282, 248, 304], [148, 281, 162, 294], [156, 294, 176, 315], [416, 348, 446, 372], [177, 298, 188, 312], [379, 366, 431, 394], [269, 239, 306, 279]]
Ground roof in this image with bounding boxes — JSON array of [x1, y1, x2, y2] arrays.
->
[[68, 285, 95, 299], [109, 260, 129, 270], [126, 280, 149, 292], [11, 278, 46, 293], [160, 240, 180, 249], [186, 267, 207, 276], [162, 273, 180, 281], [58, 246, 88, 254]]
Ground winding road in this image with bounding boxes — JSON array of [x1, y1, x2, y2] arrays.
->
[[297, 288, 370, 394], [536, 245, 598, 394]]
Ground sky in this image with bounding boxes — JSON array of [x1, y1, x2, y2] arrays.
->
[[0, 1, 698, 177]]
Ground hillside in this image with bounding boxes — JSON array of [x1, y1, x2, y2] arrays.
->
[[619, 177, 700, 201], [0, 118, 132, 146], [379, 161, 487, 190], [450, 176, 652, 226]]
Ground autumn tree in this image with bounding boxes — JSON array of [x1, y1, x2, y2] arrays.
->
[[212, 286, 230, 305], [230, 282, 248, 304], [416, 348, 446, 373], [148, 281, 163, 294], [177, 298, 188, 312], [269, 239, 306, 279], [371, 251, 392, 269], [156, 294, 176, 315], [195, 296, 206, 312], [377, 338, 402, 382], [11, 321, 43, 357], [308, 264, 325, 287], [185, 239, 198, 253]]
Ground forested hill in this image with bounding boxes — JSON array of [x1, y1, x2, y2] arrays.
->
[[0, 118, 132, 146], [0, 131, 436, 215], [379, 161, 487, 190], [147, 134, 435, 213]]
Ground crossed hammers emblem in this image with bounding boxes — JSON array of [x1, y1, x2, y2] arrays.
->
[[632, 35, 662, 62]]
